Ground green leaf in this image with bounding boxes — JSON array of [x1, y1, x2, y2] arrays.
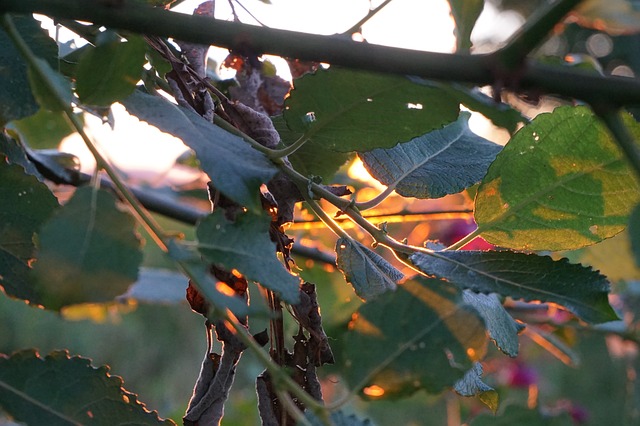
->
[[116, 267, 187, 304], [0, 133, 42, 179], [454, 362, 498, 413], [28, 58, 73, 111], [6, 108, 76, 149], [273, 115, 352, 180], [0, 15, 58, 125], [196, 210, 300, 304], [447, 0, 484, 52], [0, 158, 58, 302], [359, 112, 502, 199], [32, 187, 143, 310], [335, 237, 403, 300], [303, 410, 373, 426], [410, 250, 618, 323], [630, 203, 640, 267], [122, 91, 278, 212], [341, 277, 487, 397], [76, 35, 147, 106], [283, 67, 459, 152], [0, 350, 173, 425], [470, 405, 574, 426], [475, 106, 640, 251], [462, 291, 524, 357]]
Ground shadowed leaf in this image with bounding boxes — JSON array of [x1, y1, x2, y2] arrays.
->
[[335, 237, 403, 300], [360, 112, 502, 199], [630, 204, 640, 267], [410, 250, 618, 323], [284, 67, 459, 152], [0, 350, 174, 425], [470, 404, 573, 426], [32, 187, 143, 310], [341, 277, 487, 397], [454, 362, 498, 413], [447, 0, 484, 51]]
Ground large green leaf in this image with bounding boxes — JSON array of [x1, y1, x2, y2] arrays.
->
[[0, 158, 58, 302], [196, 210, 300, 304], [6, 108, 76, 149], [341, 277, 487, 397], [447, 0, 484, 51], [0, 15, 58, 125], [410, 250, 618, 323], [360, 112, 502, 199], [283, 67, 459, 152], [76, 35, 147, 106], [462, 291, 524, 357], [123, 91, 278, 212], [28, 57, 73, 112], [272, 115, 352, 180], [470, 405, 573, 426], [32, 187, 143, 310], [335, 237, 403, 300], [475, 106, 640, 251], [0, 350, 173, 425]]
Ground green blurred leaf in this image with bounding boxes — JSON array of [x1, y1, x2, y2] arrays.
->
[[283, 67, 459, 152], [32, 187, 143, 310], [0, 158, 58, 302], [117, 267, 187, 304], [273, 115, 352, 180], [76, 35, 147, 106], [475, 106, 640, 251], [0, 350, 174, 425], [335, 237, 403, 300], [462, 291, 524, 356], [470, 404, 574, 426], [28, 58, 73, 111], [6, 108, 76, 149], [0, 15, 58, 125], [341, 277, 487, 397], [410, 250, 617, 323], [0, 133, 43, 179], [196, 210, 300, 304], [575, 0, 640, 35], [453, 362, 498, 413], [122, 91, 278, 212], [303, 410, 372, 426], [360, 112, 502, 199], [447, 0, 484, 51], [630, 204, 640, 267]]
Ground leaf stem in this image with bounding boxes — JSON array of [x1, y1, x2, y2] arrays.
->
[[267, 134, 310, 159], [354, 185, 396, 211], [344, 0, 396, 34], [445, 227, 482, 250]]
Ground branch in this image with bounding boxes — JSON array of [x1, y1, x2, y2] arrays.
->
[[4, 0, 640, 105]]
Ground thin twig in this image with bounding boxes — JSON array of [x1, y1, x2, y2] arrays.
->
[[344, 0, 396, 35]]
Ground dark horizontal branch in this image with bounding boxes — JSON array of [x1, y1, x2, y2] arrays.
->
[[3, 0, 640, 106]]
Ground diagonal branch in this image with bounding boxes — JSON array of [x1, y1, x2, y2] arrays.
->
[[3, 0, 640, 105]]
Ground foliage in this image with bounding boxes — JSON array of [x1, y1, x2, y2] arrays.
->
[[0, 0, 639, 425]]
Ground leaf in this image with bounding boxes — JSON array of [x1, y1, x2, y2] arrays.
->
[[470, 405, 574, 426], [28, 57, 73, 111], [0, 158, 58, 302], [196, 210, 300, 303], [0, 350, 173, 425], [359, 112, 502, 199], [76, 35, 147, 106], [335, 237, 403, 300], [283, 67, 459, 152], [122, 91, 278, 212], [447, 0, 484, 52], [32, 187, 143, 310], [117, 267, 188, 304], [272, 115, 352, 180], [0, 15, 58, 125], [462, 291, 524, 357], [6, 108, 77, 149], [341, 277, 487, 397], [410, 250, 618, 323], [454, 362, 498, 413], [0, 133, 43, 179], [574, 0, 640, 35], [630, 204, 640, 267], [303, 410, 373, 426], [475, 106, 640, 251]]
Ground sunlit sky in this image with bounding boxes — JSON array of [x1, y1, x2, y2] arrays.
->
[[46, 0, 524, 185]]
